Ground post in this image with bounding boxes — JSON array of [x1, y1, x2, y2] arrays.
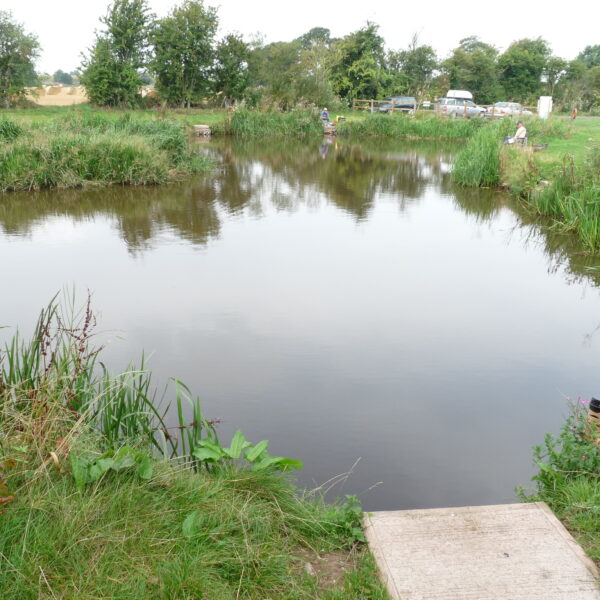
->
[[370, 99, 374, 113]]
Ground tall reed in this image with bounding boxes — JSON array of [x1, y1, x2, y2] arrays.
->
[[217, 108, 323, 137], [337, 113, 483, 139]]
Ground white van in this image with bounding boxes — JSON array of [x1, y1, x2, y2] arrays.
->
[[446, 90, 473, 100]]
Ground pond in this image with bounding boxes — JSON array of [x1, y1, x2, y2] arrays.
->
[[2, 136, 600, 510]]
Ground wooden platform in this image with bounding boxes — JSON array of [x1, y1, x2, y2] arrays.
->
[[364, 502, 600, 600]]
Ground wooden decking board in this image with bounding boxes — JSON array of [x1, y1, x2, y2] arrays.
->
[[364, 502, 600, 600]]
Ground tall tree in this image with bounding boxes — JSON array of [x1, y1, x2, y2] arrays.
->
[[151, 0, 218, 107], [442, 37, 501, 104], [214, 34, 250, 106], [543, 56, 567, 96], [0, 11, 40, 108], [81, 0, 152, 107], [330, 23, 388, 101], [498, 38, 551, 102], [389, 34, 437, 99]]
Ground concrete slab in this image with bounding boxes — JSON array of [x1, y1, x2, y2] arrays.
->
[[364, 502, 600, 600]]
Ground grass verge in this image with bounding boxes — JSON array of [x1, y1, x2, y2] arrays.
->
[[519, 399, 600, 565], [0, 296, 388, 599]]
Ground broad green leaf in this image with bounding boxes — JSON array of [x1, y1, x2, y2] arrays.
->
[[252, 456, 304, 472], [192, 447, 223, 462], [245, 440, 269, 463], [136, 454, 153, 480], [223, 430, 249, 459], [70, 454, 89, 490]]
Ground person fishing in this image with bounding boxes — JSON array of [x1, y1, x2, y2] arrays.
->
[[320, 107, 329, 124], [505, 120, 527, 145]]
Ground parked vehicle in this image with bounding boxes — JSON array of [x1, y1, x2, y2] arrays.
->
[[487, 102, 533, 117], [435, 97, 486, 118], [378, 96, 417, 113]]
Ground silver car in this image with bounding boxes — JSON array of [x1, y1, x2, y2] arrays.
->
[[435, 97, 486, 118], [487, 102, 533, 117]]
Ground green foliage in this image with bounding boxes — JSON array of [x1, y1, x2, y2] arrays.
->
[[325, 495, 368, 546], [214, 33, 250, 106], [521, 401, 600, 563], [0, 117, 23, 141], [452, 120, 511, 186], [442, 37, 503, 104], [338, 113, 482, 139], [527, 149, 600, 251], [81, 0, 152, 107], [219, 107, 323, 136], [0, 11, 40, 108], [577, 45, 600, 69], [0, 296, 388, 598], [0, 113, 210, 191], [53, 69, 74, 85], [498, 38, 551, 102], [191, 429, 304, 472], [388, 35, 437, 99], [70, 446, 153, 489], [151, 0, 218, 108], [330, 23, 389, 102]]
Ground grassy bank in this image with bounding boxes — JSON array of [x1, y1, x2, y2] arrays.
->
[[0, 298, 388, 599], [337, 112, 483, 139], [520, 400, 600, 565], [451, 116, 600, 253], [0, 112, 212, 191]]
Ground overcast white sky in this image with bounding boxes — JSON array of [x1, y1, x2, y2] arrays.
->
[[4, 0, 599, 73]]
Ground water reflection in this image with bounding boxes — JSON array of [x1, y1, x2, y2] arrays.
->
[[2, 137, 600, 511]]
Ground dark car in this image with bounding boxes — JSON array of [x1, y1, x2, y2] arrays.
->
[[378, 96, 417, 113]]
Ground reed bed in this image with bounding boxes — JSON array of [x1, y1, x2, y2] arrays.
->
[[0, 114, 212, 191], [216, 108, 323, 137], [337, 113, 483, 139], [452, 120, 512, 187]]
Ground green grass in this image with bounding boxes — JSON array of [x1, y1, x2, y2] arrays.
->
[[0, 112, 213, 191], [214, 108, 324, 137], [0, 296, 389, 599], [337, 112, 483, 139], [519, 400, 600, 564]]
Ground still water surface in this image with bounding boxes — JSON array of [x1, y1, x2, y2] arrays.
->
[[2, 137, 600, 510]]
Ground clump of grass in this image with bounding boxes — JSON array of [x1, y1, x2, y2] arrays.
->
[[525, 149, 600, 251], [518, 398, 600, 563], [0, 117, 23, 142], [338, 113, 483, 139], [0, 114, 212, 191], [452, 120, 512, 186], [0, 296, 388, 598], [217, 108, 323, 137]]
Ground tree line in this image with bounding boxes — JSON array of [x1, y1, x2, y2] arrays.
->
[[0, 1, 599, 111]]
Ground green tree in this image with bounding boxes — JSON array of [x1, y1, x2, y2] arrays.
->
[[81, 0, 152, 107], [53, 69, 74, 85], [330, 23, 388, 102], [577, 45, 600, 69], [150, 0, 218, 107], [389, 35, 437, 100], [544, 56, 567, 96], [442, 37, 502, 104], [0, 11, 40, 108], [498, 38, 551, 102], [214, 34, 250, 106]]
